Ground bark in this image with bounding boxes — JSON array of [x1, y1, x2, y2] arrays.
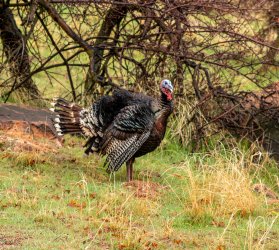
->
[[264, 1, 279, 64], [0, 6, 41, 102]]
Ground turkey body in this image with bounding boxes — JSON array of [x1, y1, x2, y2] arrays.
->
[[134, 109, 171, 158], [51, 80, 173, 181]]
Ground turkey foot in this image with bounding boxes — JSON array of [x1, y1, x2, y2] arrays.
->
[[126, 158, 135, 182]]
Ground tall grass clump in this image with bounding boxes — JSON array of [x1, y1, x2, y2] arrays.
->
[[184, 146, 266, 221], [170, 98, 217, 149], [170, 99, 197, 146]]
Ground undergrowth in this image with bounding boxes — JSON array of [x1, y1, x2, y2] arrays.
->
[[0, 134, 278, 249]]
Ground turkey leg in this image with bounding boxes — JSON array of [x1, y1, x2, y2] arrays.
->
[[126, 158, 134, 182]]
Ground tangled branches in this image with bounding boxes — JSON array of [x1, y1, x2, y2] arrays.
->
[[192, 82, 279, 159], [0, 0, 278, 104]]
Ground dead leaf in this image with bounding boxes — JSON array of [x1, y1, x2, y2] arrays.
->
[[89, 193, 96, 199], [171, 173, 183, 179], [173, 239, 182, 244], [145, 241, 158, 248], [67, 200, 86, 209], [151, 242, 158, 248], [51, 194, 60, 200], [211, 220, 225, 227], [118, 244, 126, 249]]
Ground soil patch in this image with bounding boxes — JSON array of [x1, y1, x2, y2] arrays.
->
[[0, 231, 28, 249], [124, 180, 167, 198], [0, 103, 61, 152]]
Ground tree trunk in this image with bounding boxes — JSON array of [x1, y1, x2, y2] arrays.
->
[[84, 2, 128, 96], [264, 1, 279, 64], [0, 6, 41, 103]]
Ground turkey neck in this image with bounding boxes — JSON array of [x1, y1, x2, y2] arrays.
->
[[158, 91, 173, 123]]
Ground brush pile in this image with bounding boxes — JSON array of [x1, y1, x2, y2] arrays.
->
[[194, 82, 279, 161]]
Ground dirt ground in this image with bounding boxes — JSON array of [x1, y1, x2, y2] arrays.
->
[[0, 104, 61, 152]]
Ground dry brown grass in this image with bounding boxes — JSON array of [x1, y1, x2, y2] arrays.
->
[[186, 167, 262, 218], [170, 99, 197, 146], [170, 98, 216, 148], [245, 215, 279, 250], [184, 148, 266, 220]]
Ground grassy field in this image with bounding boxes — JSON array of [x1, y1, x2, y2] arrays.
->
[[0, 133, 278, 249]]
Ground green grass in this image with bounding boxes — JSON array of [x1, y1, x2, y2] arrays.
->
[[0, 136, 278, 249]]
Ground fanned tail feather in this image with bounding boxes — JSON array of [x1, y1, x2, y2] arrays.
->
[[50, 98, 104, 154], [50, 98, 83, 136]]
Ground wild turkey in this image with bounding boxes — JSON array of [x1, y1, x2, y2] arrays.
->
[[51, 79, 174, 181]]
